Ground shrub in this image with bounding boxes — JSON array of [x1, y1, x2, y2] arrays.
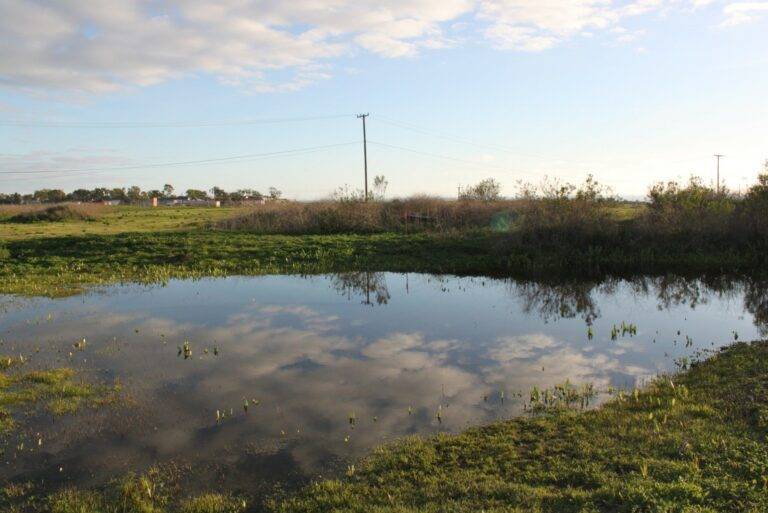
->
[[459, 178, 502, 201], [6, 204, 103, 223], [642, 177, 736, 241], [736, 163, 768, 239], [515, 174, 617, 245], [216, 197, 522, 234]]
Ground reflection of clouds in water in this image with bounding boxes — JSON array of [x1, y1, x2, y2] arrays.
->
[[189, 325, 482, 473], [4, 272, 763, 492], [484, 333, 651, 391]]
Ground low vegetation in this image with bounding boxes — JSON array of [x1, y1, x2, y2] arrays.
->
[[2, 204, 104, 224], [1, 169, 767, 296], [216, 197, 524, 234], [0, 204, 240, 240], [4, 340, 766, 512], [274, 340, 768, 513], [0, 355, 119, 436]]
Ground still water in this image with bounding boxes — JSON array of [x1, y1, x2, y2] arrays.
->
[[1, 273, 766, 497]]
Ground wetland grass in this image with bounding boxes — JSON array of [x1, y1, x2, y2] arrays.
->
[[274, 340, 768, 513], [0, 357, 119, 436]]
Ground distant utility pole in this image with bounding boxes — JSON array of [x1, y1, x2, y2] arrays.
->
[[714, 154, 724, 194], [357, 113, 370, 201]]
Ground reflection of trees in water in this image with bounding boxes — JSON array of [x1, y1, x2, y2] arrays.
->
[[330, 272, 391, 305], [327, 271, 768, 334], [509, 279, 620, 324], [744, 278, 768, 336], [645, 275, 741, 311], [510, 275, 768, 335]]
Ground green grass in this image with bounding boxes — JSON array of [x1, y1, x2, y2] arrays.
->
[[2, 229, 766, 297], [274, 341, 768, 513], [4, 341, 766, 512], [0, 205, 241, 240], [0, 356, 120, 436], [2, 204, 765, 297]]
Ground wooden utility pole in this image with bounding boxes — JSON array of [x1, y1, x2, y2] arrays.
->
[[714, 154, 724, 194], [357, 113, 369, 200]]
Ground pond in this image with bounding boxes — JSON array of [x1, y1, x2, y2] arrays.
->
[[1, 272, 766, 500]]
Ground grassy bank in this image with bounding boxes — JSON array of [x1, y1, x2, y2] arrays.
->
[[275, 340, 768, 513], [5, 340, 767, 512], [2, 230, 767, 297]]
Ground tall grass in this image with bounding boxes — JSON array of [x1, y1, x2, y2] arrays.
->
[[514, 171, 768, 249], [0, 203, 106, 223], [515, 174, 618, 245], [216, 197, 523, 234]]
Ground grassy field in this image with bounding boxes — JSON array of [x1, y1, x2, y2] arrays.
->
[[0, 204, 765, 297], [0, 205, 241, 240], [4, 340, 766, 512]]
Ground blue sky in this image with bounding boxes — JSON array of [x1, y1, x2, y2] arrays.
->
[[0, 1, 766, 199]]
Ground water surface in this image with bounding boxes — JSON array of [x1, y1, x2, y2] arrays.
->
[[1, 273, 765, 499]]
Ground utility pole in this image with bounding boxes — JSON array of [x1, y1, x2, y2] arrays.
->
[[357, 113, 370, 201], [714, 154, 724, 194]]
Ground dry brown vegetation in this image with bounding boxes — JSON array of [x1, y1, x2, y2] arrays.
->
[[216, 197, 526, 234], [0, 203, 106, 223]]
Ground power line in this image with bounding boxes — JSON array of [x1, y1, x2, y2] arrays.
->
[[374, 115, 600, 165], [0, 141, 360, 178], [0, 114, 353, 128], [375, 115, 712, 168], [367, 140, 539, 176]]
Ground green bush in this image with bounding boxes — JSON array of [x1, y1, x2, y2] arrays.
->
[[515, 174, 617, 245], [642, 177, 736, 241]]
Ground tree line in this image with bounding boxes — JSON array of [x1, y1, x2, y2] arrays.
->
[[0, 184, 283, 204]]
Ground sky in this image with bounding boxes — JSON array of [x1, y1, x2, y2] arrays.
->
[[0, 0, 766, 199]]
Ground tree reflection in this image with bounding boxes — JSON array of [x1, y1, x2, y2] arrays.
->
[[325, 271, 768, 334], [330, 272, 391, 306], [510, 274, 768, 334], [744, 278, 768, 336]]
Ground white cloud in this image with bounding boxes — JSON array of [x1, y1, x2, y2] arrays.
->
[[721, 2, 768, 26], [0, 0, 472, 93], [478, 0, 671, 50], [0, 1, 758, 94]]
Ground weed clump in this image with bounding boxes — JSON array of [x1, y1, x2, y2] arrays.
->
[[7, 205, 99, 223], [0, 358, 119, 436]]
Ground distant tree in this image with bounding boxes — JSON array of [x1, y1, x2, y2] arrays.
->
[[372, 175, 388, 201], [147, 189, 163, 199], [163, 184, 174, 198], [126, 186, 144, 203], [459, 178, 502, 201], [236, 188, 262, 200], [186, 189, 209, 200], [268, 187, 282, 200], [210, 187, 230, 201], [91, 188, 111, 202], [111, 188, 127, 202], [34, 189, 67, 203], [69, 189, 92, 202]]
